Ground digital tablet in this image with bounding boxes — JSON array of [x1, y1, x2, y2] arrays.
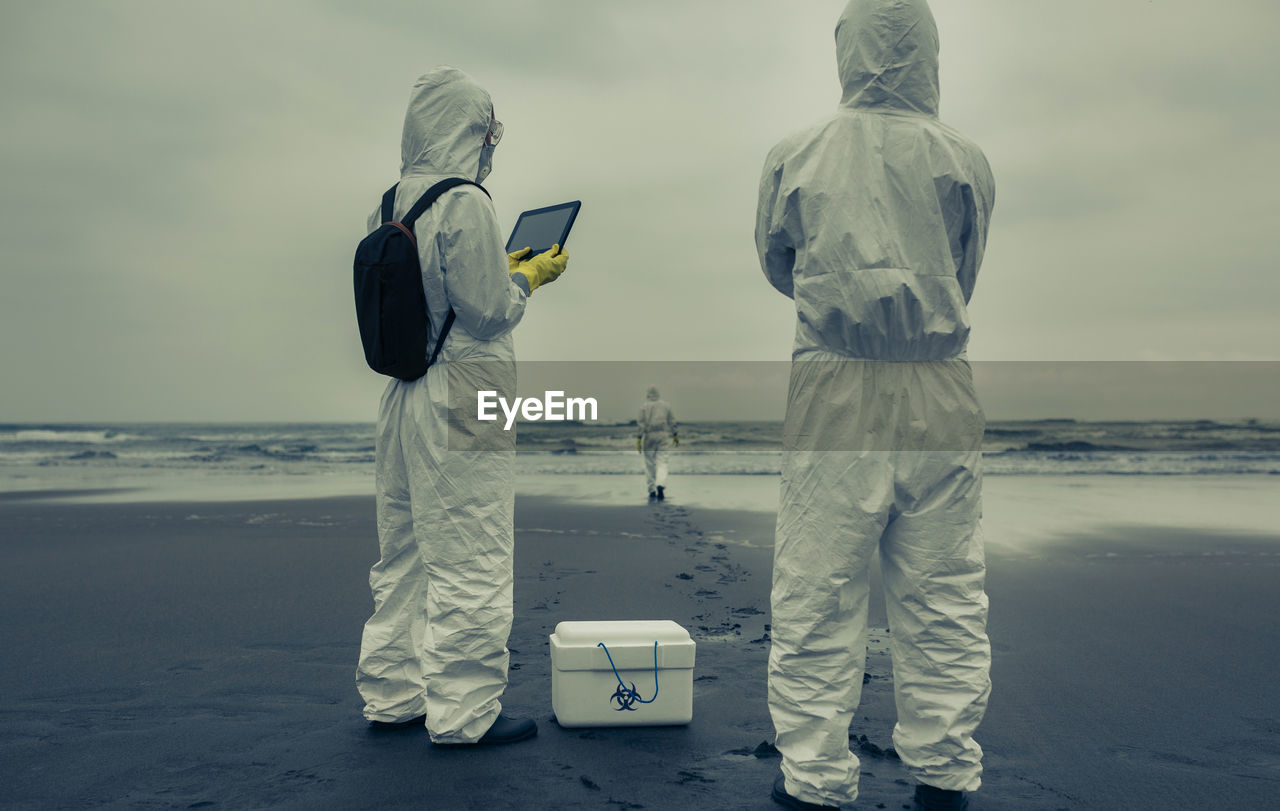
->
[[505, 200, 581, 258]]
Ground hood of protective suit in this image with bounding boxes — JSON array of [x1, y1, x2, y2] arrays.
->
[[400, 66, 492, 179], [835, 0, 939, 116], [646, 386, 661, 401]]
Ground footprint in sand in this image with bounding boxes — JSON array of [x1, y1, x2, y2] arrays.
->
[[671, 769, 716, 786]]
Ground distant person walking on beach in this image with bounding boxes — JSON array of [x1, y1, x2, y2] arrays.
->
[[356, 67, 568, 746], [636, 386, 677, 500], [755, 1, 995, 809]]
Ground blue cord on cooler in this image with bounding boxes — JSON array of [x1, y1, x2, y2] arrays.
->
[[597, 641, 659, 711]]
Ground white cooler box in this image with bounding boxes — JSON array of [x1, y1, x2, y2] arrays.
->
[[550, 620, 696, 727]]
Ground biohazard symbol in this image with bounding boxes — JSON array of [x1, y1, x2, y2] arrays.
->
[[609, 682, 642, 711], [598, 640, 659, 712]]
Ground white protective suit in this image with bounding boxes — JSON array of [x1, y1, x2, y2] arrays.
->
[[756, 0, 995, 805], [356, 67, 527, 743], [637, 386, 677, 492]]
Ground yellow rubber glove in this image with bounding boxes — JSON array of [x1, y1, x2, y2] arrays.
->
[[636, 437, 642, 453], [507, 247, 532, 272], [509, 244, 569, 292]]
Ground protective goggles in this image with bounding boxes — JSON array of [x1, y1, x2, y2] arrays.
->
[[486, 117, 504, 147]]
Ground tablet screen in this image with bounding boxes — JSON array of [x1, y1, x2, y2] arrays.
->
[[506, 201, 581, 257]]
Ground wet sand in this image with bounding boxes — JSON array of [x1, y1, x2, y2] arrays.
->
[[1, 484, 1278, 809]]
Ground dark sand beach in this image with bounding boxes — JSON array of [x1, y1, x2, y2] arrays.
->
[[2, 488, 1278, 809]]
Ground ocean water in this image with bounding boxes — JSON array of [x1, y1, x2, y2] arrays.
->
[[1, 419, 1278, 492]]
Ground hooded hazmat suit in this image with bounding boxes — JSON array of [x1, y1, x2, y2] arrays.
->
[[755, 0, 995, 804], [356, 67, 528, 743], [637, 386, 677, 494]]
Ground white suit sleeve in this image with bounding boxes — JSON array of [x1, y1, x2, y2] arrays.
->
[[434, 187, 527, 340], [755, 151, 796, 299], [952, 154, 996, 304]]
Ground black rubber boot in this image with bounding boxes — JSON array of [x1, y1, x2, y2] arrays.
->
[[475, 713, 537, 745], [771, 775, 838, 809], [368, 713, 425, 731], [914, 783, 969, 810], [656, 485, 665, 500]]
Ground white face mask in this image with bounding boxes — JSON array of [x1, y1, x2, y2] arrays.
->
[[477, 113, 502, 184], [476, 143, 495, 183]]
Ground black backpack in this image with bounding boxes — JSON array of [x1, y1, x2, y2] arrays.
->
[[353, 178, 489, 381]]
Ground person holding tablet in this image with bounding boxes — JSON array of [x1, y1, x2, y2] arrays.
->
[[356, 66, 568, 747]]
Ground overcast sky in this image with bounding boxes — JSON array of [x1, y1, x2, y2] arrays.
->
[[1, 1, 1277, 422]]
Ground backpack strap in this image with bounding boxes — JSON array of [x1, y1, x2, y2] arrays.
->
[[380, 184, 398, 223], [427, 309, 457, 368], [401, 177, 490, 228]]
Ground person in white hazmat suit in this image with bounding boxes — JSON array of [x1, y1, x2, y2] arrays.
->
[[636, 386, 678, 500], [356, 67, 568, 745], [756, 2, 994, 809]]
